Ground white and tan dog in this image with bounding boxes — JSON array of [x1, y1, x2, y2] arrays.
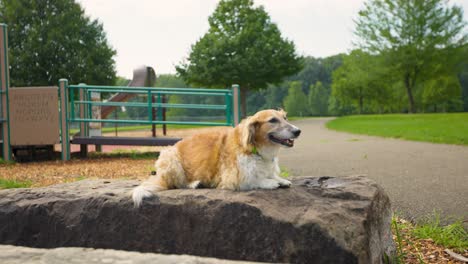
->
[[132, 109, 301, 207]]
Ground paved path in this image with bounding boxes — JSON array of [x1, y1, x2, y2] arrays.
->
[[280, 118, 468, 223]]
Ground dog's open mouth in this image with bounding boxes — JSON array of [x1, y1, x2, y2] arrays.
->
[[269, 134, 294, 147]]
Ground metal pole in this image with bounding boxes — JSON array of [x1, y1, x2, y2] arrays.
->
[[0, 24, 11, 161], [162, 95, 167, 135], [78, 86, 88, 137], [157, 94, 162, 126], [152, 94, 156, 137], [78, 84, 88, 157], [232, 84, 240, 126], [225, 92, 232, 126], [114, 110, 118, 136], [59, 79, 70, 160]]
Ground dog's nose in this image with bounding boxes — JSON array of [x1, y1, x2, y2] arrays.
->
[[293, 129, 301, 137]]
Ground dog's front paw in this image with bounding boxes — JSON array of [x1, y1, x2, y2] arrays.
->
[[258, 179, 281, 190], [278, 178, 292, 188]]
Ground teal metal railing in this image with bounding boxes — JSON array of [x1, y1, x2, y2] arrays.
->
[[63, 83, 239, 131]]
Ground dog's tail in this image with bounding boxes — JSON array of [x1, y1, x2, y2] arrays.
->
[[132, 177, 165, 207]]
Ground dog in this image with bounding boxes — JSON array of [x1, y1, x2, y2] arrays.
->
[[132, 109, 301, 207]]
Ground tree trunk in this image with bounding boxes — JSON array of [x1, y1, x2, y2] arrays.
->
[[404, 74, 416, 113], [359, 96, 363, 114], [240, 87, 248, 118]]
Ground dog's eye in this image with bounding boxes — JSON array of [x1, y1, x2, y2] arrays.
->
[[269, 118, 279, 123]]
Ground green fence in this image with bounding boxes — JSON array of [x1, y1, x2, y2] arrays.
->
[[58, 80, 240, 160], [66, 83, 239, 126]]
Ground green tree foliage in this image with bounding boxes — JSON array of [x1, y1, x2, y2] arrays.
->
[[155, 74, 187, 88], [283, 81, 309, 116], [0, 0, 116, 86], [293, 55, 343, 93], [331, 50, 377, 114], [308, 81, 328, 116], [354, 0, 467, 113], [115, 76, 130, 87], [245, 55, 343, 115], [459, 45, 468, 111], [176, 0, 302, 117], [263, 83, 288, 110], [422, 75, 462, 112]]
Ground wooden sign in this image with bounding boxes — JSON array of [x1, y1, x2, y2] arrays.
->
[[9, 87, 59, 145]]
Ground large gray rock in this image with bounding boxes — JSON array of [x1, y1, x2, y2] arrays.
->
[[0, 245, 258, 264], [0, 176, 395, 263]]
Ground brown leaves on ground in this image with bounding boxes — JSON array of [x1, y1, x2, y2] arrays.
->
[[393, 218, 468, 264], [0, 155, 154, 187]]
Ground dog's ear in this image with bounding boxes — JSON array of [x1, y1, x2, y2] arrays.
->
[[278, 108, 287, 119], [241, 116, 257, 149]]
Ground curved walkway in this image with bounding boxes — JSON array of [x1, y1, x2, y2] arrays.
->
[[280, 118, 468, 223]]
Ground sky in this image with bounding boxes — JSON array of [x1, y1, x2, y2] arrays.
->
[[76, 0, 468, 78]]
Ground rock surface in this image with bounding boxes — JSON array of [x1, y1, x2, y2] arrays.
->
[[0, 245, 258, 264], [0, 176, 395, 263]]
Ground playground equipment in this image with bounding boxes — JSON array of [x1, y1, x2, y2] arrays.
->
[[101, 66, 156, 119], [0, 23, 240, 162]]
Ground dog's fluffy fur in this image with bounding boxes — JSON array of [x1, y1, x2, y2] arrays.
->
[[132, 109, 301, 207]]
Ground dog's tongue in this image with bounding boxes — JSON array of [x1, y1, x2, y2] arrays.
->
[[282, 138, 294, 147]]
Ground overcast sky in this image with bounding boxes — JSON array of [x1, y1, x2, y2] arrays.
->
[[76, 0, 468, 78]]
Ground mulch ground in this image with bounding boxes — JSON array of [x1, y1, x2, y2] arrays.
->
[[393, 218, 467, 264], [0, 154, 466, 263], [0, 155, 154, 187]]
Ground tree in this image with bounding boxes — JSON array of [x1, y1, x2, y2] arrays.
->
[[0, 0, 116, 86], [422, 75, 462, 112], [354, 0, 467, 113], [176, 0, 302, 117], [263, 83, 288, 110], [331, 50, 377, 114], [244, 54, 343, 115], [283, 81, 309, 117], [292, 55, 343, 93], [459, 45, 468, 111], [308, 81, 328, 116]]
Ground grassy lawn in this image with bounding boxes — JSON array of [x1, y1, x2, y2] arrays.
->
[[326, 113, 468, 145]]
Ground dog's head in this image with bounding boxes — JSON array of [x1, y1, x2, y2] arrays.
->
[[240, 109, 301, 151]]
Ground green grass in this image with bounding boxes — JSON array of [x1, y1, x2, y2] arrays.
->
[[413, 213, 468, 252], [326, 113, 468, 145], [391, 216, 425, 264], [0, 158, 15, 165], [0, 178, 32, 189], [391, 216, 408, 264], [280, 166, 290, 178]]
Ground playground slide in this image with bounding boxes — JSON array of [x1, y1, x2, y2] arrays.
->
[[101, 66, 156, 119]]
